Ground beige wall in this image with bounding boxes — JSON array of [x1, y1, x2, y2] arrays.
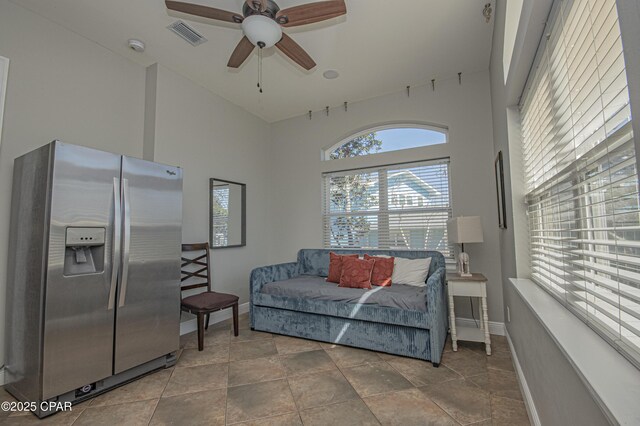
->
[[0, 1, 272, 368], [0, 0, 146, 367], [269, 70, 504, 323], [151, 64, 271, 304], [0, 0, 518, 375], [503, 280, 610, 425], [489, 0, 543, 288]]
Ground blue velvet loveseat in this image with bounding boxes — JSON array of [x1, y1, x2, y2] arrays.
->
[[250, 249, 448, 366]]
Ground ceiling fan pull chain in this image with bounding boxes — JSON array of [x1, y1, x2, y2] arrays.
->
[[257, 47, 263, 94]]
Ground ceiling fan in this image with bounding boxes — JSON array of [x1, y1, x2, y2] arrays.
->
[[165, 0, 347, 71]]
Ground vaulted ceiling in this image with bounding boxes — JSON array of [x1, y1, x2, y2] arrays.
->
[[12, 0, 495, 122]]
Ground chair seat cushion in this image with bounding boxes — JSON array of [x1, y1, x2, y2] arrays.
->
[[182, 291, 239, 311]]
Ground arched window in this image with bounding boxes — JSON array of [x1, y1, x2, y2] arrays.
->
[[321, 124, 452, 255], [324, 124, 447, 161]]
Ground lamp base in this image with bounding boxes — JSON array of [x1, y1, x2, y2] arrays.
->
[[458, 272, 473, 277], [457, 251, 471, 277]]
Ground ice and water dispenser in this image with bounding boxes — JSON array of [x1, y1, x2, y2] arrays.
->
[[64, 227, 106, 275]]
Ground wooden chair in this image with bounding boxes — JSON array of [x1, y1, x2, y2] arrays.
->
[[181, 243, 239, 351]]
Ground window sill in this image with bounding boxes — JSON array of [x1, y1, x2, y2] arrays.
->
[[510, 278, 640, 425]]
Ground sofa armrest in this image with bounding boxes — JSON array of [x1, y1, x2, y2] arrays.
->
[[250, 262, 299, 329], [426, 267, 448, 364], [250, 262, 299, 297]]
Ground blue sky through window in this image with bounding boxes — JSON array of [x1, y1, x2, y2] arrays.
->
[[329, 127, 446, 159], [374, 128, 446, 153]]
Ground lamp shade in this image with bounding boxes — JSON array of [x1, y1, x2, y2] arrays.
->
[[242, 15, 283, 49], [447, 216, 484, 244]]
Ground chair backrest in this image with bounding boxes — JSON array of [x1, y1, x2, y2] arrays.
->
[[181, 243, 211, 293]]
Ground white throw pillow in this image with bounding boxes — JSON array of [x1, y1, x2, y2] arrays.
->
[[391, 257, 432, 286]]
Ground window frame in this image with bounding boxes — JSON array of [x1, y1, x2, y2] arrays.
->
[[322, 122, 449, 161], [519, 0, 640, 367], [321, 158, 454, 256]]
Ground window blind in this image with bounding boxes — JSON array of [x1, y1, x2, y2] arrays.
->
[[521, 0, 639, 363], [322, 159, 452, 257]]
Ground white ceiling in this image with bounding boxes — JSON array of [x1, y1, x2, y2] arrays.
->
[[11, 0, 495, 122]]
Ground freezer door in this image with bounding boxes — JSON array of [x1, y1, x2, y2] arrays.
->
[[42, 142, 122, 399], [114, 156, 182, 373]]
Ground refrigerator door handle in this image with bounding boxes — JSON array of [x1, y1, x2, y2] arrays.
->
[[118, 178, 131, 308], [108, 178, 122, 310]]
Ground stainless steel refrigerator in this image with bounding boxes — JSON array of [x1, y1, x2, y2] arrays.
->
[[4, 141, 183, 417]]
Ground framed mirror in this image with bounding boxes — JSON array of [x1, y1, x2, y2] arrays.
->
[[210, 178, 246, 249]]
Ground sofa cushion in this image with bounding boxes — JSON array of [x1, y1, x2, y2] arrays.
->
[[364, 254, 394, 287], [297, 249, 445, 279], [260, 276, 428, 312], [392, 257, 432, 286], [339, 257, 375, 289], [327, 252, 359, 283]]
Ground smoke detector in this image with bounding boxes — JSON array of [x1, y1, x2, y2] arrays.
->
[[128, 39, 146, 52]]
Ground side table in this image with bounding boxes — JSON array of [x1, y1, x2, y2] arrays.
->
[[446, 272, 491, 355]]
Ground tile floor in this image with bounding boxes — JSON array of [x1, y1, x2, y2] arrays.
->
[[1, 314, 530, 425]]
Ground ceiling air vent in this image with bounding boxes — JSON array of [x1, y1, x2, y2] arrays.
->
[[167, 21, 207, 46]]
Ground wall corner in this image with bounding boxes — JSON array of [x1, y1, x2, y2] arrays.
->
[[143, 63, 158, 162]]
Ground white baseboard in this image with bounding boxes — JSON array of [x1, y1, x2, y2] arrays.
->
[[180, 302, 249, 336], [506, 330, 540, 426], [455, 317, 506, 336]]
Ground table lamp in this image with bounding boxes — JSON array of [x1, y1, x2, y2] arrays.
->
[[447, 216, 484, 277]]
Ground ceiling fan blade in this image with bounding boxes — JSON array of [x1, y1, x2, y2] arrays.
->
[[276, 33, 316, 70], [245, 0, 268, 12], [227, 36, 255, 68], [276, 0, 346, 27], [165, 0, 243, 23]]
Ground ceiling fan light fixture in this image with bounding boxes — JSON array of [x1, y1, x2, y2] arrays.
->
[[165, 0, 347, 70], [242, 15, 282, 49]]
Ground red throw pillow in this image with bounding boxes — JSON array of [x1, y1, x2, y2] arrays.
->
[[364, 254, 395, 287], [339, 256, 375, 289], [327, 252, 359, 283]]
